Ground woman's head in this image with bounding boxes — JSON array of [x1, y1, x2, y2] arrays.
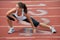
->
[[16, 2, 27, 13]]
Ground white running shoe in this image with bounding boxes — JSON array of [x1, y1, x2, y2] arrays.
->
[[8, 28, 15, 34], [50, 26, 56, 33]]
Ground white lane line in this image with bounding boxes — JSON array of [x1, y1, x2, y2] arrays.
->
[[0, 37, 35, 39], [0, 25, 60, 27], [0, 15, 60, 17], [0, 7, 60, 9], [0, 26, 31, 27], [0, 0, 60, 2], [0, 36, 60, 39], [28, 7, 60, 9], [0, 6, 60, 9], [0, 3, 60, 7], [27, 3, 47, 6]]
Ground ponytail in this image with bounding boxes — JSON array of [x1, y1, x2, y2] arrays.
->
[[17, 2, 27, 13]]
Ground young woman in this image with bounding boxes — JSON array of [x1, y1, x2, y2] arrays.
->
[[6, 2, 56, 34]]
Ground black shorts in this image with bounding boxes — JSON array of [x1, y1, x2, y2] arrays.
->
[[7, 14, 39, 27], [23, 18, 39, 27], [7, 14, 17, 21]]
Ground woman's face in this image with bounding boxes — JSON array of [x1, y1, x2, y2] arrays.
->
[[16, 4, 22, 11]]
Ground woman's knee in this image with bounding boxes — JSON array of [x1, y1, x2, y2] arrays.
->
[[6, 16, 15, 21]]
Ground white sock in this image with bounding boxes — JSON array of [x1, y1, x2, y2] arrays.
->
[[10, 27, 14, 30], [50, 26, 52, 29]]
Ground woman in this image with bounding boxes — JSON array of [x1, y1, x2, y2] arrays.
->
[[6, 2, 56, 34]]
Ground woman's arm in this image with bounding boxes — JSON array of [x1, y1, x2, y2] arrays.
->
[[24, 14, 34, 27], [6, 8, 17, 21], [24, 13, 36, 33]]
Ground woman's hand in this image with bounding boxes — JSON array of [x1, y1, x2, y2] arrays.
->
[[33, 27, 37, 33], [24, 13, 37, 33]]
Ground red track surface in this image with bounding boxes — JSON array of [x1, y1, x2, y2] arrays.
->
[[0, 0, 60, 40]]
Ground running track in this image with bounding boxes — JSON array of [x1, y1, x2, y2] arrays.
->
[[0, 0, 60, 40]]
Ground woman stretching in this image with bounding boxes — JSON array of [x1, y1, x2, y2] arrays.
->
[[6, 2, 56, 34]]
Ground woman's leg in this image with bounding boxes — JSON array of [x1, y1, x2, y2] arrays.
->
[[40, 23, 51, 28], [7, 19, 13, 27], [39, 23, 56, 33], [7, 18, 15, 34]]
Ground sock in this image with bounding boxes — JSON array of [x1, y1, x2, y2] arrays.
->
[[10, 27, 14, 30], [50, 26, 52, 29]]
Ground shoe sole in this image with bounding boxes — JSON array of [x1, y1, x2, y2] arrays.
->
[[8, 30, 15, 34]]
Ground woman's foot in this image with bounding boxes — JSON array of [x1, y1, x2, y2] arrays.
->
[[8, 27, 15, 34], [50, 26, 56, 33]]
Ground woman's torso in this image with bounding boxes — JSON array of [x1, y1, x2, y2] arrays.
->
[[13, 9, 27, 21]]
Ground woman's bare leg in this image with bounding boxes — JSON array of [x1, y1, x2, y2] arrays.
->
[[39, 23, 56, 33], [40, 23, 51, 28], [7, 19, 13, 28], [7, 19, 15, 34]]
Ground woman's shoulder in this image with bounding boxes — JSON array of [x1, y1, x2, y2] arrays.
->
[[7, 8, 16, 14]]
